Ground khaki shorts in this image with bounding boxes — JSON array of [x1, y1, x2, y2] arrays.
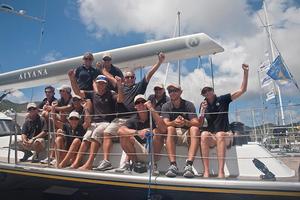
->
[[175, 128, 189, 146], [133, 138, 148, 162], [83, 122, 110, 144], [11, 138, 46, 151], [104, 118, 128, 136]]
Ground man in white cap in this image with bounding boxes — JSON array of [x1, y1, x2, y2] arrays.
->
[[118, 94, 166, 173], [75, 52, 100, 91], [147, 83, 170, 112], [15, 103, 48, 162], [161, 83, 201, 178], [55, 111, 87, 168], [68, 72, 124, 170]]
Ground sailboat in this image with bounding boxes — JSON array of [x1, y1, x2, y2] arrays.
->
[[0, 31, 299, 200]]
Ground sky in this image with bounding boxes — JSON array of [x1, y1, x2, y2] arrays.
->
[[0, 0, 300, 125]]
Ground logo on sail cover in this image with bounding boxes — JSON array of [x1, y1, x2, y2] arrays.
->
[[19, 68, 48, 80], [186, 37, 200, 48]]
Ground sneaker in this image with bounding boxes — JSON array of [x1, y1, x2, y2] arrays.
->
[[50, 159, 57, 166], [31, 153, 40, 163], [94, 160, 113, 171], [40, 157, 54, 164], [183, 165, 194, 178], [115, 162, 131, 174], [19, 150, 33, 162], [165, 164, 179, 178]]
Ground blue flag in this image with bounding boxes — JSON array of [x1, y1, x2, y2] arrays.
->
[[267, 55, 291, 85]]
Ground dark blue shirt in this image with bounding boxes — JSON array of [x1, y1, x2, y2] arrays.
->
[[204, 93, 232, 133], [75, 65, 100, 91]]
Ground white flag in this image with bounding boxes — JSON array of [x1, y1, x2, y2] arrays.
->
[[266, 90, 275, 101]]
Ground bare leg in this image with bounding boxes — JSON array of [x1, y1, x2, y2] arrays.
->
[[153, 128, 165, 162], [79, 139, 100, 170], [119, 126, 137, 162], [103, 133, 113, 161], [166, 126, 177, 163], [187, 126, 200, 162], [216, 131, 227, 178], [201, 131, 216, 178], [59, 138, 81, 168], [70, 140, 90, 169], [55, 136, 66, 165]]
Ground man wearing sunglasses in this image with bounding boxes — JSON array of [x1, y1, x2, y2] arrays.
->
[[39, 85, 57, 120], [118, 95, 166, 173], [13, 103, 48, 163], [199, 64, 249, 178], [75, 52, 100, 91], [56, 111, 87, 168], [161, 84, 200, 178], [96, 53, 124, 92], [68, 71, 124, 170], [147, 83, 170, 112]]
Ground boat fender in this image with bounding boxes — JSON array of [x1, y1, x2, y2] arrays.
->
[[252, 158, 276, 181]]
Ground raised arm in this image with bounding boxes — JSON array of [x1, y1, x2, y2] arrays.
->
[[82, 99, 92, 130], [96, 61, 117, 88], [68, 69, 86, 99], [145, 52, 165, 82], [231, 64, 249, 101], [115, 76, 124, 103], [145, 101, 167, 134]]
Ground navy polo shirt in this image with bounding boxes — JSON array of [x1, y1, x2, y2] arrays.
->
[[75, 65, 100, 91], [204, 93, 232, 133]]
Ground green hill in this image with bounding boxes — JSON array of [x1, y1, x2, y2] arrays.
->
[[0, 99, 28, 112]]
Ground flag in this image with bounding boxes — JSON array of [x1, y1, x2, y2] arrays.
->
[[267, 55, 292, 85], [261, 75, 272, 87], [266, 90, 275, 101]]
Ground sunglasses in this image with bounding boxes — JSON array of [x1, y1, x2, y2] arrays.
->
[[125, 76, 135, 80], [154, 87, 163, 91], [27, 107, 37, 112], [84, 57, 93, 61], [168, 88, 180, 93], [69, 117, 79, 121], [135, 100, 146, 105], [103, 57, 112, 62], [45, 90, 53, 93]]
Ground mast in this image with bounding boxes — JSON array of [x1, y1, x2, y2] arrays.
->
[[263, 0, 286, 125]]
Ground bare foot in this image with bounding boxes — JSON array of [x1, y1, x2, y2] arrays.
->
[[203, 172, 210, 178], [78, 164, 92, 171], [217, 173, 225, 179]]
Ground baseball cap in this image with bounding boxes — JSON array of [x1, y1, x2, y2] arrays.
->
[[102, 52, 112, 60], [167, 83, 181, 90], [95, 75, 107, 83], [27, 102, 37, 110], [68, 111, 80, 120], [57, 85, 72, 93], [134, 94, 147, 104], [154, 83, 164, 89]]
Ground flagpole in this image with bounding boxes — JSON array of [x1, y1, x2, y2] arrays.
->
[[263, 0, 286, 125]]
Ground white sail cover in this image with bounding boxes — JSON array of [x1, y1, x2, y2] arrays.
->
[[0, 33, 224, 91]]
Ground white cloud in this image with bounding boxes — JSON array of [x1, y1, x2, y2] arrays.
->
[[6, 90, 28, 104], [78, 0, 300, 106], [42, 50, 62, 62]]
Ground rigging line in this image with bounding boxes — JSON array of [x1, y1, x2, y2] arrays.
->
[[38, 0, 47, 52]]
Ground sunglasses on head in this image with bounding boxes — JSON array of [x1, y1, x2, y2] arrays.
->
[[103, 57, 111, 62], [168, 88, 180, 93], [69, 117, 79, 121], [125, 75, 135, 80], [135, 100, 146, 105]]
